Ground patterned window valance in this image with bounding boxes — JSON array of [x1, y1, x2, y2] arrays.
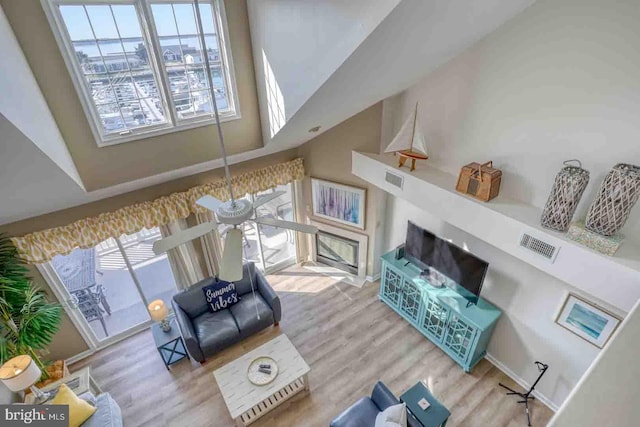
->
[[12, 158, 305, 264]]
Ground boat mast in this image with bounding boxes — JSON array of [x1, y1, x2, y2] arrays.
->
[[410, 102, 418, 152]]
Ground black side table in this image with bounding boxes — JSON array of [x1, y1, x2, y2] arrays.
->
[[151, 316, 189, 370]]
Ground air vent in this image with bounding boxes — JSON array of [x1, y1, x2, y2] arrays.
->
[[385, 170, 404, 189], [519, 233, 560, 263]]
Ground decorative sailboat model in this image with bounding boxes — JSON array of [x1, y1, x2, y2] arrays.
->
[[384, 103, 428, 171]]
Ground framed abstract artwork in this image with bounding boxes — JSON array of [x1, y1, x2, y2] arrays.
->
[[555, 293, 622, 348], [311, 178, 366, 229]]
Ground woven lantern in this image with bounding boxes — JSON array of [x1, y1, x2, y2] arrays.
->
[[585, 163, 640, 236], [540, 160, 590, 232]]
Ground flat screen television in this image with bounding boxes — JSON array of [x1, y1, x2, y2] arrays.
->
[[404, 221, 488, 304]]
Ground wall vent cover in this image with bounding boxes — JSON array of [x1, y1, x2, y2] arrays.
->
[[385, 170, 404, 189], [519, 233, 559, 263]]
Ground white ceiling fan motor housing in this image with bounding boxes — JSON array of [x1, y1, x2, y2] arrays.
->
[[216, 199, 254, 226]]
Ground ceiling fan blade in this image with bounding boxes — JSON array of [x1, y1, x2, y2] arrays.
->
[[219, 228, 243, 281], [196, 195, 225, 212], [254, 217, 318, 234], [254, 191, 286, 208], [152, 222, 217, 255]]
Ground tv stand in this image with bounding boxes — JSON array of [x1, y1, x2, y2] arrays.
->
[[379, 251, 502, 372]]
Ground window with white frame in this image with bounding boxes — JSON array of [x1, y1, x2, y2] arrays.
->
[[43, 0, 238, 146]]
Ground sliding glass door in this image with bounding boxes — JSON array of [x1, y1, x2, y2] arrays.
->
[[45, 227, 178, 348]]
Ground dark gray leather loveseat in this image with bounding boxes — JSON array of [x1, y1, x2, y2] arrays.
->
[[172, 262, 281, 363]]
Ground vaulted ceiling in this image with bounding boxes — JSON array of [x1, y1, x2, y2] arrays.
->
[[0, 0, 536, 225]]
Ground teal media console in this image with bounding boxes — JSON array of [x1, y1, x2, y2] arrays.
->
[[380, 251, 502, 372]]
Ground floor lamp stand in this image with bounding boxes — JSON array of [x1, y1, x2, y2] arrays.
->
[[499, 361, 548, 426]]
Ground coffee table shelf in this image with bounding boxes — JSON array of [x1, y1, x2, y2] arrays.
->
[[213, 334, 310, 426]]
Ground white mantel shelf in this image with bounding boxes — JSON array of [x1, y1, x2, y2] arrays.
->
[[352, 151, 640, 313]]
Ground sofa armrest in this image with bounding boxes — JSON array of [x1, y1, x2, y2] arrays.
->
[[255, 270, 281, 323], [371, 381, 400, 412], [172, 299, 204, 362], [80, 393, 122, 427]]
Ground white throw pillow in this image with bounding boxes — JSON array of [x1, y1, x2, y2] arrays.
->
[[375, 403, 408, 427]]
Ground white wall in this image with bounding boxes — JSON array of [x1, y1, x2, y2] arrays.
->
[[248, 0, 401, 141], [383, 196, 616, 409], [379, 0, 640, 409], [549, 300, 640, 426], [0, 5, 83, 188], [391, 0, 640, 235]]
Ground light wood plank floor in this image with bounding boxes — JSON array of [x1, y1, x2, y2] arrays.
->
[[71, 265, 554, 426]]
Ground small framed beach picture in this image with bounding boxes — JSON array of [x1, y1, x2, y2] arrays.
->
[[555, 293, 621, 348], [311, 178, 366, 229]]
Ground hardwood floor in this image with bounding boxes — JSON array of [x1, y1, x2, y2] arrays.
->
[[71, 265, 554, 426]]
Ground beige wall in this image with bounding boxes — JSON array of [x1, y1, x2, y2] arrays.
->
[[297, 103, 385, 276], [0, 149, 298, 361], [0, 0, 262, 191]]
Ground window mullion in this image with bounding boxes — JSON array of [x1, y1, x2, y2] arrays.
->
[[82, 5, 129, 137], [137, 0, 179, 127]]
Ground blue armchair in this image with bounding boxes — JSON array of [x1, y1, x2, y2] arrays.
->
[[330, 382, 421, 427]]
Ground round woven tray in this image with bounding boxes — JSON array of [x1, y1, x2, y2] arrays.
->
[[247, 356, 278, 386]]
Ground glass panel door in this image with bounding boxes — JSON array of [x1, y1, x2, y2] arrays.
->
[[49, 226, 179, 346], [119, 227, 178, 306], [255, 184, 297, 272], [52, 241, 149, 341]]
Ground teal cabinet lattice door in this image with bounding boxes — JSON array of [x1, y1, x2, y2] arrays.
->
[[421, 297, 448, 342], [399, 280, 421, 322], [443, 315, 477, 364], [381, 266, 404, 307]]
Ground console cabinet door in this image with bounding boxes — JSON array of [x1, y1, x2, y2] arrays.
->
[[443, 314, 478, 364], [399, 279, 421, 323], [421, 297, 448, 343], [381, 264, 404, 307]]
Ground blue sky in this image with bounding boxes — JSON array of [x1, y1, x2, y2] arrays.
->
[[60, 3, 216, 41]]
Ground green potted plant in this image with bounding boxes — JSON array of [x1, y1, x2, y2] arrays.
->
[[0, 234, 62, 379]]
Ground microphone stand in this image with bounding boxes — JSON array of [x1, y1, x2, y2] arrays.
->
[[499, 361, 548, 426]]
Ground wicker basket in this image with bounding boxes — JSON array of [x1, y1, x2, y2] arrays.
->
[[540, 160, 590, 232], [585, 163, 640, 236]]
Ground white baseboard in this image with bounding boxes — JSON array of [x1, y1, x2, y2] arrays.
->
[[65, 349, 94, 365], [485, 353, 559, 412], [366, 273, 381, 282]]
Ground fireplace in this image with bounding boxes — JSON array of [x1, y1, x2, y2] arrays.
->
[[309, 220, 368, 278], [316, 231, 359, 274]]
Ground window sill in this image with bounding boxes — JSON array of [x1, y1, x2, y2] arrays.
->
[[95, 110, 242, 147]]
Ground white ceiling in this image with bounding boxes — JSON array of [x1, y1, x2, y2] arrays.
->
[[0, 0, 536, 226]]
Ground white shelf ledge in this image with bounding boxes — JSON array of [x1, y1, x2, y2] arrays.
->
[[352, 151, 640, 312]]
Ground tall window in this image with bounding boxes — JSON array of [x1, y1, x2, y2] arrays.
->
[[44, 0, 237, 146]]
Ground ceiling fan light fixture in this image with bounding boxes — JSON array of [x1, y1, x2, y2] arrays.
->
[[215, 199, 253, 226]]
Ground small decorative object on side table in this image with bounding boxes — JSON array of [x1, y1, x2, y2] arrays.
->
[[22, 366, 102, 404], [400, 381, 450, 427], [151, 315, 189, 370], [148, 299, 171, 332]]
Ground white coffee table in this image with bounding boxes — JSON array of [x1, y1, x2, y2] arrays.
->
[[214, 334, 310, 426]]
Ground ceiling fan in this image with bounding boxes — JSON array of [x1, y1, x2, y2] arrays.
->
[[152, 0, 317, 282]]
